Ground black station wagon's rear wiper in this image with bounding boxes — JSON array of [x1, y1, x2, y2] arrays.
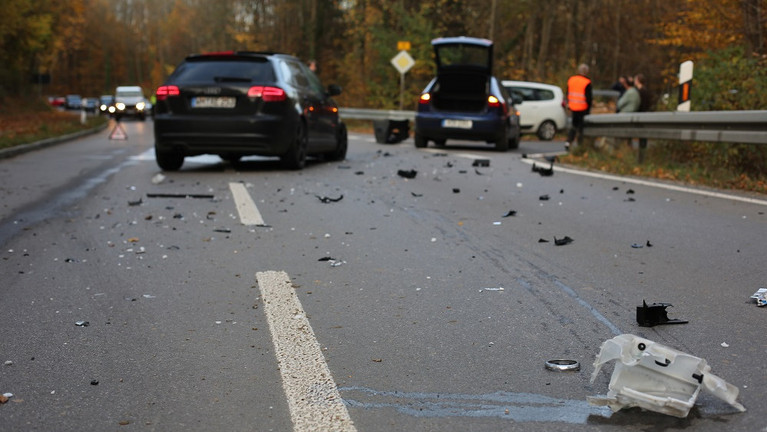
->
[[213, 76, 252, 83]]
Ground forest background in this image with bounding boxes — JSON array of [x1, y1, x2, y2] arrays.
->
[[1, 0, 766, 189]]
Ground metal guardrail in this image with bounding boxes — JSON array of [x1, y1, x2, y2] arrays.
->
[[339, 108, 415, 121], [584, 111, 767, 145], [339, 107, 767, 145]]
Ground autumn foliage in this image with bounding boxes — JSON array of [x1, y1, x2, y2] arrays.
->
[[1, 0, 764, 111]]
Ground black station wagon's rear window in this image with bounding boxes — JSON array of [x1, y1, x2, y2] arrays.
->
[[169, 58, 276, 84]]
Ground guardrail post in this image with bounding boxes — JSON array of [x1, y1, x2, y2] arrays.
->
[[638, 138, 648, 163]]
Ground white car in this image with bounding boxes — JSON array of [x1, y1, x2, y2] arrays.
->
[[502, 80, 566, 140]]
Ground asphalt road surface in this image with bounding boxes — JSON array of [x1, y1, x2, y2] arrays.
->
[[1, 119, 765, 431]]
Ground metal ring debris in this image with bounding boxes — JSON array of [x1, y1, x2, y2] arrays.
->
[[545, 359, 580, 371]]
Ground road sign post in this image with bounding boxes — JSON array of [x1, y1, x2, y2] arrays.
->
[[678, 60, 693, 112], [390, 50, 415, 110]]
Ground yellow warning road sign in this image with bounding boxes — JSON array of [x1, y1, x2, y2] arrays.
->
[[109, 123, 128, 140]]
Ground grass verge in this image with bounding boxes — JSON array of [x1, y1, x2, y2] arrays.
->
[[0, 97, 107, 150], [560, 138, 767, 195]]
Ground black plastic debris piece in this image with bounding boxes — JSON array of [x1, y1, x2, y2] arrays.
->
[[646, 240, 653, 247], [624, 197, 636, 202], [173, 213, 183, 219], [626, 189, 635, 194], [475, 169, 484, 175], [411, 192, 423, 197], [538, 238, 550, 243], [631, 243, 644, 248], [445, 161, 454, 168], [612, 186, 620, 191], [355, 171, 365, 175], [503, 210, 517, 218], [637, 300, 688, 327], [75, 321, 90, 327], [397, 169, 417, 179], [472, 159, 490, 167], [337, 165, 351, 169], [532, 162, 554, 177], [90, 380, 99, 386], [128, 198, 142, 206], [318, 256, 335, 262], [539, 194, 550, 201], [214, 227, 231, 233], [452, 188, 461, 193], [316, 195, 344, 203], [560, 189, 564, 194], [554, 236, 573, 246], [64, 258, 78, 263], [147, 193, 215, 199]]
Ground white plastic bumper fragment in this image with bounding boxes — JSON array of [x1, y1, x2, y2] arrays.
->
[[588, 334, 746, 418]]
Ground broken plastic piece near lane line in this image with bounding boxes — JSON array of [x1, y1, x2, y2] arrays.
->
[[545, 359, 580, 372], [502, 210, 517, 218], [315, 195, 343, 203], [532, 162, 554, 176], [554, 236, 573, 246], [397, 169, 417, 179], [146, 193, 215, 199], [589, 334, 745, 418], [636, 300, 688, 327], [472, 159, 490, 167], [75, 321, 90, 327], [751, 288, 767, 307]]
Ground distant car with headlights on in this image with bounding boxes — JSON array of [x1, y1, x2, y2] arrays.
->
[[153, 51, 347, 171], [114, 86, 147, 120], [414, 37, 520, 151], [99, 95, 114, 115]]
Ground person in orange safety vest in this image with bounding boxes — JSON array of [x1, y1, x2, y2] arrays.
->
[[565, 64, 592, 150]]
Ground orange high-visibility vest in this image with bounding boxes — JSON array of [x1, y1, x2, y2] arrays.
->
[[567, 75, 591, 112]]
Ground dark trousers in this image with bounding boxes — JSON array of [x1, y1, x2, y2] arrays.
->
[[568, 110, 588, 143]]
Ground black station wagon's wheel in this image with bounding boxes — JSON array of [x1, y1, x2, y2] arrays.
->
[[281, 120, 307, 170], [327, 123, 348, 161], [155, 147, 184, 171]]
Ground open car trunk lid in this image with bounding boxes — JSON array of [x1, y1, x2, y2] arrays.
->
[[430, 37, 493, 112]]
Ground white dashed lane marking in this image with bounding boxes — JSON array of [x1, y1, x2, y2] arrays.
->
[[229, 182, 266, 226], [256, 271, 357, 432]]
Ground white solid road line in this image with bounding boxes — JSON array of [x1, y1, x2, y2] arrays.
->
[[518, 157, 767, 206], [256, 271, 357, 432], [229, 182, 266, 226]]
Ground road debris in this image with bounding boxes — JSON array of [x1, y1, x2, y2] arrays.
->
[[146, 193, 215, 199], [554, 236, 573, 246], [631, 243, 644, 248], [751, 288, 767, 307], [472, 159, 490, 167], [545, 359, 580, 372], [538, 238, 550, 243], [90, 380, 99, 385], [532, 162, 554, 177], [502, 210, 517, 218], [318, 256, 345, 267], [0, 393, 10, 404], [128, 198, 142, 206], [636, 300, 688, 327], [315, 195, 344, 203], [452, 188, 461, 193], [151, 173, 166, 185], [213, 227, 232, 233], [589, 334, 746, 418], [397, 169, 417, 179], [75, 321, 90, 327], [539, 194, 550, 201]]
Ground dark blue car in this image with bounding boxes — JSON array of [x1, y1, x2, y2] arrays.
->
[[414, 37, 520, 151]]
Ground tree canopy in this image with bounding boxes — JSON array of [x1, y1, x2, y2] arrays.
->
[[2, 0, 765, 110]]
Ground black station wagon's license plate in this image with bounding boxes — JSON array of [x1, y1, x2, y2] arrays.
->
[[192, 96, 236, 108]]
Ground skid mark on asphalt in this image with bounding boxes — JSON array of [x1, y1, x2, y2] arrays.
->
[[257, 271, 357, 432], [340, 386, 611, 423], [229, 182, 266, 226]]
